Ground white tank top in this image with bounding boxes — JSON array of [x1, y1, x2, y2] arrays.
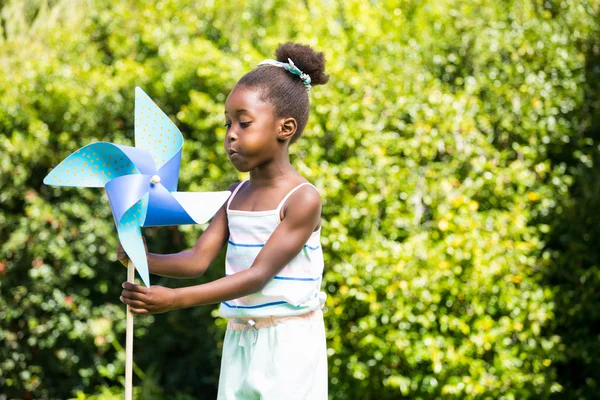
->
[[219, 180, 326, 318]]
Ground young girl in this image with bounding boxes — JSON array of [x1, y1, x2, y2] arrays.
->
[[118, 42, 329, 399]]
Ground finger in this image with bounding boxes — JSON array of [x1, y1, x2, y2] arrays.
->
[[122, 282, 148, 293], [121, 289, 146, 301], [128, 306, 149, 315], [120, 296, 148, 309]]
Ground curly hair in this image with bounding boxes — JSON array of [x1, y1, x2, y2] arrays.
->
[[236, 42, 329, 143]]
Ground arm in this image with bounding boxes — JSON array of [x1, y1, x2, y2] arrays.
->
[[119, 183, 238, 279], [147, 202, 230, 278], [121, 185, 321, 314]]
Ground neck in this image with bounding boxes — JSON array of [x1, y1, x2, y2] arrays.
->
[[249, 147, 297, 187]]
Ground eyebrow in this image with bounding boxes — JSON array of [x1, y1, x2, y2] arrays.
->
[[224, 109, 250, 115]]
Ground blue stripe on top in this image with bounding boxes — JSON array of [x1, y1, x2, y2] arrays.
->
[[227, 240, 320, 251], [273, 275, 322, 282], [221, 300, 290, 309], [221, 293, 319, 309], [226, 273, 322, 282]]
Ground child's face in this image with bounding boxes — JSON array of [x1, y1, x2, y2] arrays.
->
[[224, 86, 281, 172]]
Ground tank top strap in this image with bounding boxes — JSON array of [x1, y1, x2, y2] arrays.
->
[[227, 180, 249, 211], [276, 182, 318, 222]]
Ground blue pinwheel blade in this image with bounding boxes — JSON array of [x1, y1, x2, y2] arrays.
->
[[143, 184, 230, 227], [43, 142, 156, 187], [117, 193, 150, 287], [105, 174, 151, 228], [144, 183, 195, 226], [134, 87, 183, 186]]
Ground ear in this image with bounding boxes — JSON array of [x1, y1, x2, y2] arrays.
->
[[277, 117, 297, 142]]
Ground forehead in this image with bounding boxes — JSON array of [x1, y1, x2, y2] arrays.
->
[[224, 86, 273, 116]]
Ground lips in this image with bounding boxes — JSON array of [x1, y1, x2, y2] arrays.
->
[[227, 148, 240, 158]]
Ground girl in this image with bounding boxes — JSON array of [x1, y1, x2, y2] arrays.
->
[[118, 42, 329, 399]]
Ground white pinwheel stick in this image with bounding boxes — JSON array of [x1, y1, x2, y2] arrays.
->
[[126, 260, 135, 400]]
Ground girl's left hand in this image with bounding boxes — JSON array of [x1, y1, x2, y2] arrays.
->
[[120, 282, 178, 314]]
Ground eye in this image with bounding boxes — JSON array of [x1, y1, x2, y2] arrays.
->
[[240, 121, 252, 128], [224, 122, 232, 128]]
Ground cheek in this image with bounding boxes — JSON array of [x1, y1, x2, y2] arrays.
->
[[245, 128, 274, 149]]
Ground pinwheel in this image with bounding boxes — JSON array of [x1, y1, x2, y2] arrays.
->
[[43, 87, 230, 399]]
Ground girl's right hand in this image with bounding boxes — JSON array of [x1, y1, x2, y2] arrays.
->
[[117, 241, 130, 267], [117, 237, 148, 267]]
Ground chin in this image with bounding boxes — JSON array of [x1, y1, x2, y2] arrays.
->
[[231, 161, 252, 173]]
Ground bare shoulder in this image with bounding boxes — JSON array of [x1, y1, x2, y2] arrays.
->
[[281, 183, 321, 230], [287, 183, 321, 210]]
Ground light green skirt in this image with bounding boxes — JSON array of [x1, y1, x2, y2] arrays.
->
[[217, 309, 328, 400]]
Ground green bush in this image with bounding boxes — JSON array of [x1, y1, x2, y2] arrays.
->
[[0, 0, 599, 398]]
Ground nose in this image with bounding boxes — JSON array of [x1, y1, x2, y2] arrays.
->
[[226, 127, 237, 142]]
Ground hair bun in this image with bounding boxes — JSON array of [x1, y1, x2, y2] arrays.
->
[[275, 42, 330, 86]]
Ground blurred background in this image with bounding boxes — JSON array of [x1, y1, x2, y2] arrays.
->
[[1, 0, 599, 399]]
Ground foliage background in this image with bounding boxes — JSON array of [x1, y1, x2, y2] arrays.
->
[[1, 0, 599, 399]]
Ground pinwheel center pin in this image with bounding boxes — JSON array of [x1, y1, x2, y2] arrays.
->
[[150, 175, 161, 185]]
